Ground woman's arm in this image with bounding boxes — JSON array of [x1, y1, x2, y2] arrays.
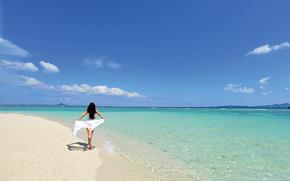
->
[[78, 111, 88, 120], [96, 110, 105, 119]]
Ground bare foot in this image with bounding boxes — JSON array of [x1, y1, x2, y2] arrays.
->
[[88, 145, 95, 150]]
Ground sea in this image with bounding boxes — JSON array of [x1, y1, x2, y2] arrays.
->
[[1, 105, 289, 181]]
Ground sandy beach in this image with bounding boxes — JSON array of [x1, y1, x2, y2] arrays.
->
[[0, 113, 102, 181], [0, 113, 157, 181]]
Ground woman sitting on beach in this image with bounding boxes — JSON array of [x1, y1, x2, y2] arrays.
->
[[78, 102, 105, 149]]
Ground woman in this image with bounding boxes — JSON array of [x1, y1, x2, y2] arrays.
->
[[78, 102, 105, 149]]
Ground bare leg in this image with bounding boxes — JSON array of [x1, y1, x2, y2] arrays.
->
[[86, 128, 94, 149]]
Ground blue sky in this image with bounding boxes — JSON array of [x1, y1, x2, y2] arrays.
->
[[0, 0, 290, 106]]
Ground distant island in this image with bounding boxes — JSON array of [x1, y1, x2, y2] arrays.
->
[[216, 103, 290, 109], [56, 103, 67, 107]]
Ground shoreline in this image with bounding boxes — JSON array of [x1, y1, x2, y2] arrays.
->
[[0, 113, 156, 181]]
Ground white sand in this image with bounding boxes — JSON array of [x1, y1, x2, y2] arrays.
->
[[0, 113, 101, 181], [0, 113, 159, 181]]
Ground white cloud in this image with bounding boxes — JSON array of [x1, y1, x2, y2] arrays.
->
[[126, 92, 142, 98], [17, 76, 143, 98], [259, 76, 270, 85], [239, 87, 255, 94], [106, 61, 122, 69], [22, 76, 42, 86], [225, 83, 255, 94], [285, 87, 290, 91], [83, 57, 122, 70], [59, 84, 143, 98], [40, 61, 60, 73], [261, 91, 271, 96], [21, 76, 54, 89], [0, 37, 31, 57], [0, 60, 38, 72], [246, 42, 290, 55], [259, 76, 271, 88]]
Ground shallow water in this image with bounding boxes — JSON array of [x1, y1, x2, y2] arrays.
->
[[1, 106, 290, 180]]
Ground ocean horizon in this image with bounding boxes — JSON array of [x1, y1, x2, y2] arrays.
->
[[1, 102, 290, 109]]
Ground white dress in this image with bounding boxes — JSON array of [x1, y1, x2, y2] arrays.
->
[[73, 119, 104, 136]]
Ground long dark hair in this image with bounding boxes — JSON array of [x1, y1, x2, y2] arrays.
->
[[87, 102, 97, 119]]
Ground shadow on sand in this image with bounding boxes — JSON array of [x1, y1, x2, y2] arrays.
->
[[67, 142, 89, 151]]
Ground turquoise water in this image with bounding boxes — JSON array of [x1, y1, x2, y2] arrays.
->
[[1, 105, 290, 180]]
